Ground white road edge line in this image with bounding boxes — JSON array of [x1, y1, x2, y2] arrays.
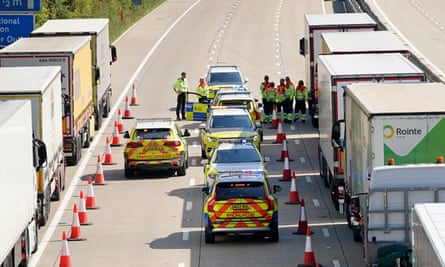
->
[[29, 1, 203, 266]]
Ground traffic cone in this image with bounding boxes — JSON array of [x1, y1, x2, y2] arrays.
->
[[103, 136, 116, 165], [286, 171, 300, 204], [269, 104, 278, 129], [279, 156, 291, 181], [68, 203, 86, 241], [293, 198, 309, 235], [110, 120, 122, 147], [277, 137, 293, 161], [94, 154, 106, 185], [130, 82, 138, 106], [86, 176, 99, 209], [273, 119, 286, 143], [122, 96, 134, 119], [59, 231, 72, 267], [117, 108, 125, 133], [298, 227, 319, 267], [78, 190, 92, 225]]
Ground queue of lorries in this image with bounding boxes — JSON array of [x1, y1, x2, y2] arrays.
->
[[0, 19, 117, 267], [300, 12, 445, 266]]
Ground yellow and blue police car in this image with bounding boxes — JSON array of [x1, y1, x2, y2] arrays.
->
[[123, 118, 190, 177], [203, 172, 281, 243]]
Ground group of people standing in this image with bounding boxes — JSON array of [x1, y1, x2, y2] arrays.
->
[[260, 75, 308, 123], [173, 72, 209, 121]]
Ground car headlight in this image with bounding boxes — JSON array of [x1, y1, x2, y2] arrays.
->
[[207, 136, 217, 142], [252, 135, 259, 142]]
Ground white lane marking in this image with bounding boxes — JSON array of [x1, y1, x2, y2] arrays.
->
[[191, 158, 197, 166], [300, 157, 306, 164], [29, 1, 203, 266], [178, 263, 185, 267], [333, 260, 341, 267], [182, 231, 189, 241], [306, 176, 312, 183], [294, 139, 300, 145], [189, 178, 195, 186], [186, 201, 193, 211], [322, 228, 330, 237], [313, 199, 320, 207]]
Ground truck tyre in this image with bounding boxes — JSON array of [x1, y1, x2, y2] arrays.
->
[[352, 227, 363, 242], [205, 225, 215, 244], [311, 117, 319, 128], [51, 174, 62, 201]]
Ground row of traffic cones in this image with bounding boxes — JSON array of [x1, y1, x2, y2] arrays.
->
[[59, 82, 139, 266]]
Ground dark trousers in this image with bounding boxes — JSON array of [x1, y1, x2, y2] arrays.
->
[[176, 93, 186, 118], [284, 99, 293, 114], [263, 100, 272, 116], [295, 100, 306, 119]]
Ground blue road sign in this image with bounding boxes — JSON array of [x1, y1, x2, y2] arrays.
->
[[0, 0, 41, 12], [0, 14, 34, 47]]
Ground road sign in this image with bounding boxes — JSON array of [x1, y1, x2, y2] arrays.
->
[[0, 14, 34, 47], [0, 0, 41, 12]]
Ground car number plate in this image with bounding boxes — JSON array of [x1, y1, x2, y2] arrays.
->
[[231, 204, 249, 210]]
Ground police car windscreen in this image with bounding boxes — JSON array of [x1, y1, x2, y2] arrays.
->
[[211, 115, 253, 129], [215, 182, 266, 200], [135, 129, 171, 140], [214, 149, 261, 163]]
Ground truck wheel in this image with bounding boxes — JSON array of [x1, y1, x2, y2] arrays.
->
[[205, 225, 215, 244], [352, 228, 363, 242], [51, 174, 62, 201], [312, 118, 319, 128]]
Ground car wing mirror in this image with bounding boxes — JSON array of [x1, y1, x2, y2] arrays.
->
[[273, 185, 282, 194], [123, 131, 130, 138], [183, 129, 191, 137]]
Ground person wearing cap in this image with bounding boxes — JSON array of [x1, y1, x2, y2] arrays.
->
[[173, 72, 188, 120]]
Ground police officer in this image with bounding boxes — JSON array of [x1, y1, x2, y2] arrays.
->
[[276, 78, 286, 119], [262, 81, 276, 123], [283, 76, 295, 123], [173, 72, 188, 120], [294, 80, 309, 123]]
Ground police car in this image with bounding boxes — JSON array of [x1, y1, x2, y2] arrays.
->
[[123, 118, 190, 177], [202, 142, 269, 190], [205, 65, 249, 99], [203, 172, 281, 243], [199, 108, 261, 159]]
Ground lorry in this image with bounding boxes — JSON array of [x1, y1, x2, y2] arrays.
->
[[0, 66, 65, 227], [31, 18, 118, 130], [317, 53, 426, 213], [0, 99, 47, 266], [343, 83, 445, 265], [0, 36, 94, 166], [411, 203, 445, 267], [320, 31, 410, 57], [299, 13, 378, 128]]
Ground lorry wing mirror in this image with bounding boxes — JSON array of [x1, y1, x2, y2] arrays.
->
[[299, 37, 306, 56], [332, 120, 345, 149], [33, 138, 47, 170], [110, 45, 118, 64], [95, 66, 101, 85]]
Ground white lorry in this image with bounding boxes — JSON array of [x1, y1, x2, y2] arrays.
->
[[0, 100, 47, 266], [299, 13, 377, 127], [412, 203, 445, 267], [0, 66, 65, 226], [320, 31, 410, 57], [343, 83, 445, 265], [0, 36, 94, 166], [317, 53, 426, 213], [31, 18, 118, 130]]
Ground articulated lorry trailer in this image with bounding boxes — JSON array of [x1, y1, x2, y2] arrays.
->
[[343, 83, 445, 265], [32, 18, 118, 130], [320, 30, 410, 57], [317, 53, 425, 213], [299, 13, 377, 128], [0, 100, 47, 267], [412, 203, 445, 267], [0, 36, 94, 166], [0, 66, 65, 227]]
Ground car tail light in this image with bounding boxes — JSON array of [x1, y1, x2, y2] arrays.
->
[[126, 142, 142, 148], [267, 197, 275, 210], [164, 140, 181, 147], [255, 110, 261, 120], [207, 197, 216, 212]]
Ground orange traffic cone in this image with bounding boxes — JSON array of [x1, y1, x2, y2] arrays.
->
[[130, 82, 138, 106], [277, 137, 293, 161], [78, 190, 92, 225], [298, 227, 319, 267], [279, 156, 291, 181], [117, 108, 125, 133], [103, 137, 116, 165], [293, 198, 309, 235], [86, 176, 99, 209], [122, 96, 134, 119], [68, 203, 86, 241], [269, 104, 278, 129], [274, 119, 286, 144], [94, 154, 106, 185], [286, 171, 300, 204], [59, 231, 72, 267], [110, 120, 122, 147]]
